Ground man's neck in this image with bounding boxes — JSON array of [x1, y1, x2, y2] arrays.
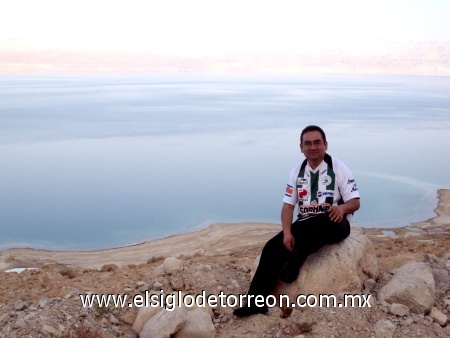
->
[[308, 159, 324, 171]]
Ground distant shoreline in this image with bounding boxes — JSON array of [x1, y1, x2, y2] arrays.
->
[[1, 189, 448, 271], [1, 41, 450, 76], [0, 182, 441, 252]]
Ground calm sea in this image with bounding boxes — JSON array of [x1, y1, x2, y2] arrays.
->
[[1, 74, 449, 250]]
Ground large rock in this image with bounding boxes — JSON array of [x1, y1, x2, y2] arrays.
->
[[167, 291, 214, 317], [378, 261, 435, 314], [133, 291, 213, 334], [163, 257, 183, 274], [174, 309, 216, 338], [132, 302, 163, 334], [270, 233, 378, 304], [140, 307, 187, 338]]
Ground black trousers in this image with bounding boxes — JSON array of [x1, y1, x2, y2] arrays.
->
[[247, 213, 350, 300]]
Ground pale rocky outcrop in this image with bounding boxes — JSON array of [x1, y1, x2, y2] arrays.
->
[[378, 261, 435, 314], [268, 233, 379, 304]]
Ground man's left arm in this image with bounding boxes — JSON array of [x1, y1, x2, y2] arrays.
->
[[329, 198, 360, 223], [329, 160, 361, 223]]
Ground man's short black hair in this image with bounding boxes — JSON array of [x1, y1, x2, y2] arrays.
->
[[300, 125, 327, 144]]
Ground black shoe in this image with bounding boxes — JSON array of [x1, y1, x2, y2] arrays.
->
[[280, 262, 301, 284], [233, 304, 268, 318]]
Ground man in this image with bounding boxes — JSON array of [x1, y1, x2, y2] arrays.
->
[[233, 125, 360, 317]]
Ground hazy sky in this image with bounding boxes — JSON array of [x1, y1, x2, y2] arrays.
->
[[1, 0, 449, 56]]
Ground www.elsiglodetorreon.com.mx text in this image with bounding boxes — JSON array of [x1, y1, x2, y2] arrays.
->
[[79, 290, 372, 311]]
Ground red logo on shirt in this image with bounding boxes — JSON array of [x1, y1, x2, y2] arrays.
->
[[298, 189, 307, 198]]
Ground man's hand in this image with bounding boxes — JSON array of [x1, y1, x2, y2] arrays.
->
[[329, 198, 360, 223], [283, 231, 295, 252], [281, 203, 295, 252], [329, 205, 344, 223]]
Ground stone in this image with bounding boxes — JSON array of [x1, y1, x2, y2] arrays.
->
[[374, 319, 396, 338], [389, 303, 410, 316], [364, 278, 377, 293], [153, 281, 164, 289], [133, 302, 164, 334], [154, 264, 166, 276], [100, 264, 119, 272], [170, 270, 185, 290], [163, 257, 183, 274], [267, 306, 283, 318], [41, 324, 59, 336], [14, 318, 27, 329], [37, 297, 49, 308], [230, 279, 240, 289], [140, 307, 187, 338], [139, 284, 150, 292], [270, 233, 379, 304], [109, 313, 120, 324], [429, 307, 448, 326], [123, 313, 137, 325], [170, 291, 214, 318], [401, 318, 414, 326], [64, 289, 80, 299], [442, 252, 450, 261], [0, 312, 9, 324], [14, 300, 27, 311], [378, 261, 435, 314], [133, 290, 213, 334], [173, 309, 216, 338]]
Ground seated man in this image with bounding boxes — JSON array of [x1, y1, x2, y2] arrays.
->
[[234, 125, 360, 317]]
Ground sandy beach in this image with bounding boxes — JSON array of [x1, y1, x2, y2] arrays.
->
[[1, 189, 449, 271]]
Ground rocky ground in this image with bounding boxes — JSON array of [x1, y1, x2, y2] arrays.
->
[[1, 190, 449, 337]]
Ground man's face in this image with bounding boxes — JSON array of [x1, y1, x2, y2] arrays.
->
[[300, 131, 328, 162]]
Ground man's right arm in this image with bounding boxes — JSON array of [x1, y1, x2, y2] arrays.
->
[[281, 203, 295, 252]]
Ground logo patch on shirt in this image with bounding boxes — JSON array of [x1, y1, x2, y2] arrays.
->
[[285, 184, 293, 197], [317, 190, 334, 198], [298, 188, 308, 199], [297, 178, 309, 185], [299, 203, 332, 215], [321, 175, 332, 186]]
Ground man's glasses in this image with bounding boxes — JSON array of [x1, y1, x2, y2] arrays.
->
[[302, 140, 324, 148]]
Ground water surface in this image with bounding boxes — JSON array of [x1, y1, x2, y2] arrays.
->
[[1, 74, 449, 250]]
